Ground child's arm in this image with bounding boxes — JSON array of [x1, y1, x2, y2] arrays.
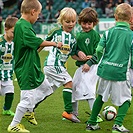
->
[[40, 41, 62, 48], [38, 41, 62, 52], [71, 51, 89, 61]]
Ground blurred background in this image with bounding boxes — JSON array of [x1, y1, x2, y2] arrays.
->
[[0, 0, 133, 35]]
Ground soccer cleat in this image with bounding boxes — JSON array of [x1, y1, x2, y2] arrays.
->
[[2, 110, 15, 116], [96, 115, 103, 123], [62, 111, 80, 123], [86, 123, 100, 131], [23, 112, 37, 125], [112, 124, 130, 133], [7, 124, 30, 132]]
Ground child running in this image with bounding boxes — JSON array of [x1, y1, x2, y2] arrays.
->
[[86, 3, 132, 133], [42, 7, 80, 123], [129, 7, 133, 89], [71, 7, 102, 123], [0, 16, 18, 116], [7, 0, 62, 132]]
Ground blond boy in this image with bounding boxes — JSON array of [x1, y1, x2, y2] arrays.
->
[[86, 3, 132, 133], [7, 0, 62, 132]]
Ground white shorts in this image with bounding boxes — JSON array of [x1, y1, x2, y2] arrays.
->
[[129, 68, 133, 88], [0, 80, 14, 95], [97, 77, 132, 106], [43, 66, 72, 91], [18, 78, 53, 109], [72, 65, 98, 102]]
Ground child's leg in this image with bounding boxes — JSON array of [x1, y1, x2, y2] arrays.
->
[[114, 100, 131, 126], [72, 101, 78, 116], [2, 83, 15, 116], [10, 89, 36, 126], [63, 88, 73, 113], [62, 87, 80, 122], [87, 95, 104, 125], [87, 98, 96, 111], [3, 93, 14, 110], [10, 105, 27, 126]]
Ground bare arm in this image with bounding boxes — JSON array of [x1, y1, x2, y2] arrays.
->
[[38, 41, 62, 53], [71, 55, 82, 61]]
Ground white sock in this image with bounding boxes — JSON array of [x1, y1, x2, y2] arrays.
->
[[72, 101, 78, 116], [87, 98, 95, 111], [10, 105, 27, 127]]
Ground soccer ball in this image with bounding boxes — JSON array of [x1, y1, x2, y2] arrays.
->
[[102, 106, 117, 121]]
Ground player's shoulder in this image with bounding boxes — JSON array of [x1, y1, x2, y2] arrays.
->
[[48, 26, 61, 36]]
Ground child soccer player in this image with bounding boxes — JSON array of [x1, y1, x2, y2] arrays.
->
[[129, 7, 133, 89], [86, 3, 132, 133], [7, 0, 62, 132], [71, 7, 102, 122], [0, 16, 18, 116], [42, 7, 80, 123]]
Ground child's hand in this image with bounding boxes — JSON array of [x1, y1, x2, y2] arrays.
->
[[87, 55, 92, 59], [56, 42, 63, 48], [82, 64, 90, 72], [78, 51, 87, 61]]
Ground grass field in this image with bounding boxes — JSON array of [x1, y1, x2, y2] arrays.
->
[[0, 50, 133, 133]]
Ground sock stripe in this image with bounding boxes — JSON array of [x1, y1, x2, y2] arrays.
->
[[63, 89, 72, 93]]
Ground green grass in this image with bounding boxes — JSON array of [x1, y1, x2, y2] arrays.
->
[[0, 50, 133, 133]]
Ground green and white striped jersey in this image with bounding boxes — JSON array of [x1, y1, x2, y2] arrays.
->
[[44, 27, 77, 67], [0, 36, 14, 81]]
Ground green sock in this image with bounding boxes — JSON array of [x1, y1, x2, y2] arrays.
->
[[114, 100, 131, 126], [63, 88, 73, 113], [88, 95, 104, 125], [3, 93, 14, 110]]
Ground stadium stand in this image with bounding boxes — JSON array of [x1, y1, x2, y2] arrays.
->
[[1, 0, 132, 34]]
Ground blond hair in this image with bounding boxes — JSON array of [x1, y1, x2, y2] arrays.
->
[[5, 16, 18, 29], [57, 7, 77, 25], [78, 7, 99, 26], [21, 0, 41, 14], [114, 3, 131, 22]]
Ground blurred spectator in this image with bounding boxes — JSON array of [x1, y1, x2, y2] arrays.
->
[[124, 0, 131, 4], [90, 0, 98, 9], [37, 12, 45, 23], [116, 0, 124, 5], [99, 0, 108, 14], [54, 9, 61, 19], [65, 0, 70, 2], [124, 0, 133, 5], [0, 0, 3, 34], [0, 0, 3, 15], [46, 0, 53, 11], [12, 0, 22, 18], [105, 3, 114, 18], [18, 0, 23, 12], [96, 5, 103, 18], [82, 0, 91, 9]]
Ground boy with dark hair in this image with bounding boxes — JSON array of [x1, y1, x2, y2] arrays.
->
[[0, 16, 18, 116]]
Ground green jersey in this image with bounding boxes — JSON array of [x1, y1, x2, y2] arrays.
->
[[0, 36, 14, 81], [14, 18, 44, 90], [44, 27, 76, 67], [75, 29, 100, 67], [97, 22, 133, 81]]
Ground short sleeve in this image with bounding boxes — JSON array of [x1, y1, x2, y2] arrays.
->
[[24, 28, 43, 50]]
